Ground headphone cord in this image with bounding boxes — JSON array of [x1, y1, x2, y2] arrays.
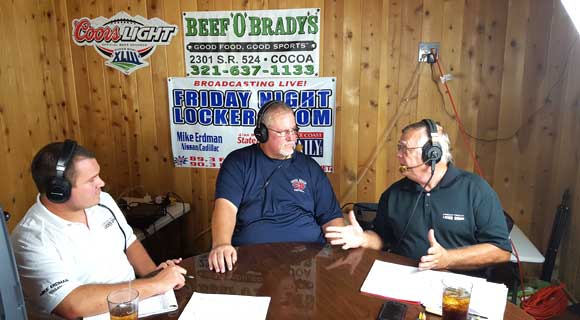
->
[[98, 204, 128, 253], [390, 167, 435, 253]]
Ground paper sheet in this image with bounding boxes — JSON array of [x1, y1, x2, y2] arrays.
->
[[361, 260, 507, 320], [179, 292, 270, 320], [84, 289, 178, 320]]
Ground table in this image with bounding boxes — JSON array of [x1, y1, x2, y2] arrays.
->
[[509, 225, 544, 263], [147, 243, 533, 320], [507, 225, 545, 304], [132, 202, 190, 241]]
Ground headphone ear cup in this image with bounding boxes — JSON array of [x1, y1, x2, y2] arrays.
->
[[254, 124, 269, 143], [46, 177, 72, 203], [423, 142, 443, 164]]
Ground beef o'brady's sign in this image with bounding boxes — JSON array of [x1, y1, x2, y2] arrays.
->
[[72, 12, 178, 75], [183, 8, 320, 77]]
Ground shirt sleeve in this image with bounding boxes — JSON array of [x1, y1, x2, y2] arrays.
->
[[100, 192, 137, 248], [12, 226, 81, 315], [374, 190, 395, 249], [311, 161, 343, 226], [215, 151, 245, 207], [473, 180, 512, 252]]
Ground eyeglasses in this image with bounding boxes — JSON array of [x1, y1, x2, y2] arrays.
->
[[397, 143, 423, 154], [268, 127, 300, 137]]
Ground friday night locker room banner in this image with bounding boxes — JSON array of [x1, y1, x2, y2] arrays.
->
[[168, 77, 336, 172]]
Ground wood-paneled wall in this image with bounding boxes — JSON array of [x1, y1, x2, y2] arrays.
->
[[1, 0, 579, 298]]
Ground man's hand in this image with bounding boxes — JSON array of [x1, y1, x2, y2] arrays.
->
[[419, 229, 450, 270], [208, 244, 237, 273], [156, 258, 183, 271], [325, 211, 366, 250], [152, 264, 187, 290]]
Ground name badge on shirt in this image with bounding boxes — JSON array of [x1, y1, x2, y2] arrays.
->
[[442, 213, 465, 221]]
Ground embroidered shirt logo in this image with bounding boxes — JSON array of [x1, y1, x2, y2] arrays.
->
[[442, 213, 465, 221], [103, 217, 115, 229], [291, 178, 307, 192]]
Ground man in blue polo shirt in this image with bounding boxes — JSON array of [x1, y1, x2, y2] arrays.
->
[[208, 101, 344, 273], [326, 120, 511, 276]]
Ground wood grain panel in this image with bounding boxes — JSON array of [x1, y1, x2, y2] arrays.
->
[[552, 38, 580, 294], [0, 0, 29, 229], [322, 0, 344, 196], [337, 0, 361, 203], [436, 0, 464, 155], [0, 0, 579, 299], [356, 0, 381, 202], [379, 0, 404, 191], [493, 0, 530, 229]]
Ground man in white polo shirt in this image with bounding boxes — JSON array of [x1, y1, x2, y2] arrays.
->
[[11, 140, 186, 319]]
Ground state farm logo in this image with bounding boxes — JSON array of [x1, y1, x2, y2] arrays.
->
[[72, 11, 178, 75]]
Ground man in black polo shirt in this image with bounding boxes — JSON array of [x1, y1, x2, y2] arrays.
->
[[325, 120, 511, 275]]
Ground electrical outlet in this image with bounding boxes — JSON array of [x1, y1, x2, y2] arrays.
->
[[418, 42, 440, 63]]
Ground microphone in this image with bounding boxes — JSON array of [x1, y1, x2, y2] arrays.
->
[[399, 161, 427, 173], [295, 143, 303, 153]]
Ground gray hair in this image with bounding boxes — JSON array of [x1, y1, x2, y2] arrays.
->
[[402, 120, 453, 164], [261, 101, 294, 127]]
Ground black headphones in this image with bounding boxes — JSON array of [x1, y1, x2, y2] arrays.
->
[[254, 100, 283, 143], [46, 139, 77, 203], [421, 119, 443, 166]]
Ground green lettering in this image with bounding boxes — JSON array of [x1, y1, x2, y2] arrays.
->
[[307, 16, 319, 34], [199, 19, 209, 36], [285, 17, 297, 35], [275, 17, 286, 35], [233, 13, 245, 37], [219, 18, 230, 36], [261, 17, 273, 35], [209, 18, 220, 35], [248, 16, 261, 36], [185, 18, 197, 36], [296, 16, 308, 35]]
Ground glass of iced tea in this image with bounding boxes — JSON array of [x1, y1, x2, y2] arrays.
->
[[107, 288, 139, 320], [441, 279, 472, 320]]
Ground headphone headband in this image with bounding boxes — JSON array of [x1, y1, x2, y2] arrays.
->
[[55, 140, 77, 178], [254, 100, 284, 143], [46, 139, 77, 203], [422, 119, 438, 139], [420, 119, 443, 166]]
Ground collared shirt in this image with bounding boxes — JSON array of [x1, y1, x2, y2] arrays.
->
[[11, 192, 136, 319], [216, 144, 342, 245], [374, 164, 511, 268]]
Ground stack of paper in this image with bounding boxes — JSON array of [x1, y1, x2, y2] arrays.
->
[[361, 260, 508, 320], [179, 292, 271, 320]]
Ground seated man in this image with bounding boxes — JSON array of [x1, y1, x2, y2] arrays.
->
[[11, 140, 186, 319], [326, 120, 511, 277], [208, 101, 344, 273]]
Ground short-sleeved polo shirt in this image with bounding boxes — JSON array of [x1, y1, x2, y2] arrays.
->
[[11, 192, 136, 319], [215, 144, 342, 245], [374, 164, 511, 264]]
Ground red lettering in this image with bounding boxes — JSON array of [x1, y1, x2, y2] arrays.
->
[[73, 18, 120, 43]]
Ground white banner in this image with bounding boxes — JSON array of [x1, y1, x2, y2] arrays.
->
[[182, 9, 320, 77], [168, 77, 336, 172]]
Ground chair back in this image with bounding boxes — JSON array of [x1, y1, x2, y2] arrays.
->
[[353, 202, 378, 231]]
